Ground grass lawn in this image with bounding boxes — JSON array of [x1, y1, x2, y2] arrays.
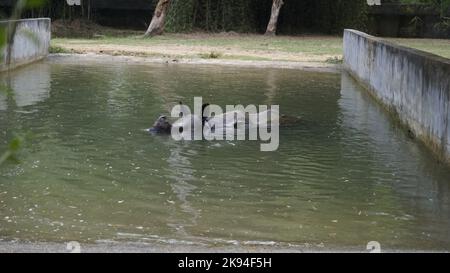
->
[[51, 34, 344, 63], [51, 33, 450, 63], [389, 38, 450, 59]]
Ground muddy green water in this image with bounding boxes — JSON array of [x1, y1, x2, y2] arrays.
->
[[0, 57, 449, 251]]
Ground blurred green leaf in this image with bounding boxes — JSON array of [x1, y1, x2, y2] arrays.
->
[[0, 151, 12, 165], [0, 81, 14, 96], [0, 26, 5, 48], [0, 26, 5, 61], [25, 0, 49, 9], [0, 134, 30, 166], [0, 137, 21, 165], [9, 137, 23, 152]]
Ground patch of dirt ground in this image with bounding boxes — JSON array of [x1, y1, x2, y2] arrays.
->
[[54, 43, 339, 63]]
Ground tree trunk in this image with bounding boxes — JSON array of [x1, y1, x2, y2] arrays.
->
[[144, 0, 171, 37], [265, 0, 284, 36]]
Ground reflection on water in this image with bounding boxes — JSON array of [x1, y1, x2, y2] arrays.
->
[[340, 74, 450, 244], [0, 63, 50, 110], [165, 143, 200, 236], [0, 56, 449, 251]]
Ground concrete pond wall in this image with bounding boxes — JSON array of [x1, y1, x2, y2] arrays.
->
[[343, 29, 450, 163], [0, 18, 51, 72]]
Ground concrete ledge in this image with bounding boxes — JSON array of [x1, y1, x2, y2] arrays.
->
[[0, 18, 51, 72], [344, 29, 450, 163]]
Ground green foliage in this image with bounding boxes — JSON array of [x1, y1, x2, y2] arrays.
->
[[199, 51, 222, 59], [401, 0, 450, 14], [400, 0, 450, 32], [5, 0, 369, 35], [165, 0, 368, 34], [308, 0, 369, 34], [0, 0, 44, 166], [0, 132, 33, 165], [0, 26, 5, 47], [49, 45, 70, 53], [325, 56, 343, 64], [24, 0, 49, 9], [0, 26, 5, 60], [0, 136, 24, 166], [165, 0, 196, 32], [166, 0, 255, 33]]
